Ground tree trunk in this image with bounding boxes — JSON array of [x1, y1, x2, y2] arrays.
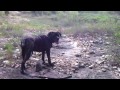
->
[[5, 11, 9, 16]]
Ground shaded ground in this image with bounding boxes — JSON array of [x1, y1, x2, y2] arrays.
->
[[0, 30, 120, 79]]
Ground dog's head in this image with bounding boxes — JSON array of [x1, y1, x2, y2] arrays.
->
[[56, 32, 62, 38], [47, 31, 62, 44]]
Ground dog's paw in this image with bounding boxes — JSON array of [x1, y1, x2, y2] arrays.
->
[[49, 62, 55, 67], [21, 71, 26, 75], [42, 61, 46, 65], [21, 70, 29, 75], [42, 62, 48, 66]]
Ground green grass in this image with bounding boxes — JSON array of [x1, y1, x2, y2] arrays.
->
[[1, 11, 120, 43], [113, 29, 120, 44], [4, 43, 14, 52], [4, 42, 14, 59]]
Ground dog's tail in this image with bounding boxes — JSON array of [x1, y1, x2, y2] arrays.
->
[[20, 39, 26, 59], [20, 38, 34, 60]]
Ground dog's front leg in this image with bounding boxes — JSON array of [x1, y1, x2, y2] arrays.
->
[[42, 51, 45, 64], [46, 49, 54, 67]]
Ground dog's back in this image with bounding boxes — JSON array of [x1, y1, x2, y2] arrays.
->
[[33, 35, 52, 52]]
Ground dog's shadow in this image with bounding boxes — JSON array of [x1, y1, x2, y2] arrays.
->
[[21, 62, 56, 76], [35, 61, 56, 72]]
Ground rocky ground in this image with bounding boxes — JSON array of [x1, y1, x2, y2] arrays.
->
[[0, 30, 120, 79]]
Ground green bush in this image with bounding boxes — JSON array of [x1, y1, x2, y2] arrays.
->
[[4, 43, 14, 59], [0, 24, 24, 38], [1, 11, 120, 43]]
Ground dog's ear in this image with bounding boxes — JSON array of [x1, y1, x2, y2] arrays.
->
[[47, 32, 53, 38]]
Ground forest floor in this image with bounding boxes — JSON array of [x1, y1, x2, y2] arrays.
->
[[0, 29, 120, 79]]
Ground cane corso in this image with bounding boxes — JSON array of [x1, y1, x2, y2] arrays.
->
[[20, 31, 61, 74]]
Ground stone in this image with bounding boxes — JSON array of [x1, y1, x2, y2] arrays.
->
[[89, 64, 94, 69], [3, 60, 10, 65], [75, 54, 81, 57], [14, 49, 20, 53], [0, 48, 3, 51], [13, 54, 18, 59], [95, 59, 104, 64], [105, 42, 110, 45], [78, 63, 86, 68], [15, 64, 20, 68], [31, 57, 39, 61], [93, 40, 103, 44], [117, 68, 120, 72], [112, 66, 117, 69], [89, 51, 95, 54], [101, 68, 107, 72]]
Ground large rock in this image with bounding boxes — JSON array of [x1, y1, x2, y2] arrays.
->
[[2, 60, 10, 66], [35, 61, 42, 72]]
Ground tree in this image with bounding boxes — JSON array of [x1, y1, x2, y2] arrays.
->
[[5, 11, 9, 16], [32, 11, 44, 16]]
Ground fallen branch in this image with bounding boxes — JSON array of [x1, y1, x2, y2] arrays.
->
[[28, 74, 72, 79], [36, 75, 72, 79]]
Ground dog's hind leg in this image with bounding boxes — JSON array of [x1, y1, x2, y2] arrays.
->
[[21, 49, 33, 74], [21, 60, 27, 74], [21, 46, 25, 61]]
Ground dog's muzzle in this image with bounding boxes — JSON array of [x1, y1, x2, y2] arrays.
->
[[55, 36, 60, 44]]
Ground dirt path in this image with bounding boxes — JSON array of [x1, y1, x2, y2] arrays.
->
[[0, 31, 120, 79], [50, 32, 119, 79]]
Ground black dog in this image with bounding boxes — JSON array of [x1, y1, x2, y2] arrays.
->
[[20, 32, 61, 74]]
